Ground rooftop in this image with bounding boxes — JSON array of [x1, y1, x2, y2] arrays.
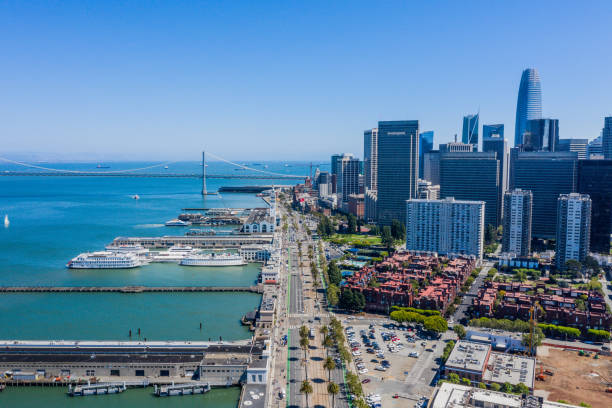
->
[[482, 352, 535, 389], [445, 340, 491, 374]]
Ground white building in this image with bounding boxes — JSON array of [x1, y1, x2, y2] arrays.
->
[[406, 197, 485, 258], [556, 193, 591, 270], [417, 179, 440, 200], [502, 189, 533, 256]]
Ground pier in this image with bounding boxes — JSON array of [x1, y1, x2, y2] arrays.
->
[[154, 382, 210, 397], [111, 234, 273, 248], [0, 172, 305, 180], [0, 285, 263, 294]]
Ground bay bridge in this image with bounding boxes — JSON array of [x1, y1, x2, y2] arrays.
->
[[0, 151, 309, 194]]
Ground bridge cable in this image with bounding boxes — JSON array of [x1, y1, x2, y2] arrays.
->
[[0, 157, 176, 174], [205, 151, 306, 179]]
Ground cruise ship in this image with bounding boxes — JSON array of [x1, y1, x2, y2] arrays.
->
[[67, 252, 143, 269], [180, 252, 246, 267], [165, 219, 191, 226], [151, 246, 196, 263], [104, 244, 149, 256]]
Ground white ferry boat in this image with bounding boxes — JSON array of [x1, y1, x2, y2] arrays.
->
[[180, 252, 246, 267], [151, 246, 195, 263], [104, 244, 149, 256], [67, 252, 143, 269], [165, 219, 191, 226]]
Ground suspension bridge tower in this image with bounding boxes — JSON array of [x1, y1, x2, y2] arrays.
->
[[202, 151, 207, 195]]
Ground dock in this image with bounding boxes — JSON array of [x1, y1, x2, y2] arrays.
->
[[111, 234, 273, 248], [0, 285, 263, 294], [154, 382, 210, 397]]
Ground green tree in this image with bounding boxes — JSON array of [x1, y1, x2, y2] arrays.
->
[[323, 356, 336, 381], [328, 261, 342, 285], [391, 219, 406, 241], [300, 336, 310, 378], [485, 224, 497, 245], [347, 214, 357, 234], [564, 259, 583, 278], [502, 382, 514, 394], [327, 382, 340, 408], [478, 382, 487, 389], [299, 325, 309, 339], [323, 335, 334, 357], [583, 256, 601, 276], [327, 284, 340, 306], [513, 383, 529, 395], [461, 377, 471, 385], [424, 315, 448, 333], [448, 373, 460, 384], [453, 324, 467, 339], [490, 383, 501, 391], [300, 380, 313, 408], [381, 226, 394, 252]]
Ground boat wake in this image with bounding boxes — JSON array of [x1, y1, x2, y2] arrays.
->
[[134, 223, 164, 229]]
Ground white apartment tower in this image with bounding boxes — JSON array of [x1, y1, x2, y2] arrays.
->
[[502, 189, 533, 256], [556, 193, 592, 270], [406, 197, 485, 258]]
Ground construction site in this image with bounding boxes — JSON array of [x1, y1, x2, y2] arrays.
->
[[534, 346, 612, 407]]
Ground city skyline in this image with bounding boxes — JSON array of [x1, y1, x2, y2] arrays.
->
[[1, 1, 612, 160]]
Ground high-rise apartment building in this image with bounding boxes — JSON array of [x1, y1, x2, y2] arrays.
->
[[510, 151, 578, 238], [587, 135, 603, 159], [556, 193, 591, 270], [558, 138, 588, 160], [439, 152, 502, 228], [417, 179, 440, 200], [406, 198, 485, 258], [578, 160, 612, 254], [419, 131, 434, 179], [462, 114, 479, 149], [317, 171, 331, 198], [335, 154, 360, 205], [376, 120, 419, 226], [423, 150, 440, 185], [515, 68, 542, 146], [482, 124, 509, 208], [502, 189, 533, 256], [364, 128, 378, 191], [603, 117, 612, 159], [522, 118, 559, 152]]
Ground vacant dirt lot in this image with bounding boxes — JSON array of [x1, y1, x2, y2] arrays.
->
[[535, 346, 612, 408]]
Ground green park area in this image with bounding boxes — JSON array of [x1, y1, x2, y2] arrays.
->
[[327, 234, 382, 246]]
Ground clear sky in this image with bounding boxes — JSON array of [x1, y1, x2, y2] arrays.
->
[[1, 0, 611, 161]]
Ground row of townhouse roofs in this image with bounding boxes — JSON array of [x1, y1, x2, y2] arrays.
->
[[340, 252, 477, 313], [473, 281, 611, 331]]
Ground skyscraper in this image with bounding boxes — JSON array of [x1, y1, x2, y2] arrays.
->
[[603, 116, 612, 159], [419, 131, 434, 179], [335, 154, 360, 205], [363, 128, 378, 191], [423, 150, 440, 185], [556, 193, 591, 270], [587, 135, 603, 159], [376, 120, 419, 226], [482, 124, 509, 208], [558, 138, 588, 160], [510, 150, 578, 238], [439, 142, 474, 153], [439, 152, 502, 228], [523, 118, 559, 152], [462, 114, 479, 149], [578, 160, 612, 254], [502, 189, 533, 256], [406, 197, 485, 258], [515, 68, 542, 147]]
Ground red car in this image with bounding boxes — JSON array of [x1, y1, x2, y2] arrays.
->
[[362, 378, 371, 384]]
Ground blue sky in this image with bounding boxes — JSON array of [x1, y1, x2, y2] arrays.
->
[[1, 1, 611, 161]]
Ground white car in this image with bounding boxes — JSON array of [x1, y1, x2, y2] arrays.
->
[[352, 350, 362, 356], [409, 351, 419, 357], [358, 368, 369, 374]]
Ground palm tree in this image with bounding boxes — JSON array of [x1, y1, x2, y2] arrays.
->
[[300, 336, 310, 378], [323, 335, 334, 358], [300, 380, 313, 408], [323, 356, 336, 381], [319, 326, 329, 338], [327, 381, 339, 408], [299, 325, 309, 339]]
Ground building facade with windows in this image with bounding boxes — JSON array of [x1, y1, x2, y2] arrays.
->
[[556, 193, 591, 270], [502, 189, 533, 256]]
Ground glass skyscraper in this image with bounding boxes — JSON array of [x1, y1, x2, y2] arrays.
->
[[462, 114, 479, 149], [376, 120, 419, 226], [514, 68, 542, 147], [419, 131, 434, 179], [603, 116, 612, 159]]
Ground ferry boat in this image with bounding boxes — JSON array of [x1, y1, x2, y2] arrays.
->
[[180, 252, 246, 267], [104, 244, 149, 256], [165, 219, 191, 226], [67, 252, 143, 269], [151, 246, 195, 263]]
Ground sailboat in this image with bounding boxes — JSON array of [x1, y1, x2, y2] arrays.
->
[[4, 215, 9, 228]]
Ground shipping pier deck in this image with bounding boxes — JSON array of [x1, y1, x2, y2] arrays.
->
[[0, 285, 263, 294]]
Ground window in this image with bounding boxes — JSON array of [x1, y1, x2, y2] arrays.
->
[[160, 370, 170, 377], [86, 370, 95, 376], [110, 370, 120, 376], [135, 370, 145, 377]]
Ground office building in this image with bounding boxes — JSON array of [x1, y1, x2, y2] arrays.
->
[[604, 116, 612, 159], [423, 150, 440, 185], [417, 179, 440, 200], [515, 68, 542, 147], [335, 154, 360, 205], [510, 151, 578, 238], [482, 124, 509, 205], [406, 197, 485, 258], [587, 135, 603, 159], [330, 154, 343, 193], [502, 189, 533, 256], [363, 128, 378, 191], [462, 114, 479, 149], [376, 120, 419, 225], [439, 152, 502, 228], [440, 142, 474, 153], [364, 189, 377, 223], [317, 171, 331, 198], [419, 131, 434, 179], [558, 138, 588, 160], [556, 193, 591, 270], [347, 194, 365, 219], [522, 118, 559, 152], [578, 160, 612, 254]]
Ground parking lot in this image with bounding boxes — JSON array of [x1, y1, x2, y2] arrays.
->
[[343, 318, 452, 408]]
